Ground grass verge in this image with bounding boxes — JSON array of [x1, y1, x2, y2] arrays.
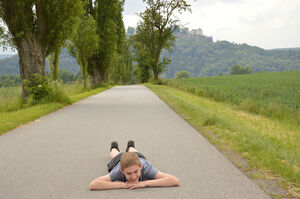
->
[[146, 84, 300, 198], [0, 86, 111, 136]]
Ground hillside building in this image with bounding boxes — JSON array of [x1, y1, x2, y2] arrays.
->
[[191, 28, 203, 35]]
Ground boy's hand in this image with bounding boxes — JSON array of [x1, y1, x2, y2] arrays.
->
[[125, 181, 147, 189]]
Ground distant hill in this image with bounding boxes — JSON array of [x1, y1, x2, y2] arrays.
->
[[0, 48, 80, 75], [161, 33, 300, 78], [268, 47, 300, 51], [1, 35, 300, 78], [0, 54, 19, 75]]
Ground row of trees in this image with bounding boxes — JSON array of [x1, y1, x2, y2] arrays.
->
[[0, 0, 193, 100], [0, 0, 132, 101]]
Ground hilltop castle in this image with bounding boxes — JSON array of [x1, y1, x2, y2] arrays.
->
[[190, 28, 203, 35]]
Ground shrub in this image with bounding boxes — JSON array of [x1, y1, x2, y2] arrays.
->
[[23, 74, 52, 103], [153, 78, 167, 85], [230, 65, 252, 75], [175, 71, 190, 79], [23, 74, 71, 104]]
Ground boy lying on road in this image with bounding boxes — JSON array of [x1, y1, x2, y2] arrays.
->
[[89, 140, 179, 190]]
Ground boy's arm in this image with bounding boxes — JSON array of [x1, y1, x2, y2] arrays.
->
[[126, 171, 180, 189], [89, 174, 126, 190]]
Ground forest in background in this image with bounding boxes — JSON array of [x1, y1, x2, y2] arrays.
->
[[1, 31, 300, 79], [161, 32, 300, 78]]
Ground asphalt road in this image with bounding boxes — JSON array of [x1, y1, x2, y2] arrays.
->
[[0, 85, 270, 199]]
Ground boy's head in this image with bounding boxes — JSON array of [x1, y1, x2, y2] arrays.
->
[[120, 152, 142, 183]]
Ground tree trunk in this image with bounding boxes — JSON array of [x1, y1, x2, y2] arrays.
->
[[152, 38, 163, 81], [152, 67, 158, 80], [81, 56, 88, 89], [152, 50, 160, 81], [101, 70, 108, 83], [88, 57, 103, 86], [83, 68, 87, 88], [90, 67, 108, 86], [17, 38, 46, 100], [90, 67, 102, 86], [50, 48, 61, 81]]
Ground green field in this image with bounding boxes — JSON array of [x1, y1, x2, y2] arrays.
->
[[147, 83, 300, 197], [167, 71, 300, 123]]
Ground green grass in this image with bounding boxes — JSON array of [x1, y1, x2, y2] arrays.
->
[[0, 103, 65, 133], [147, 84, 300, 195], [0, 87, 23, 112], [0, 84, 112, 135], [167, 71, 300, 124]]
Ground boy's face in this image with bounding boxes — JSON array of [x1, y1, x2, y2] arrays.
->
[[122, 164, 142, 183]]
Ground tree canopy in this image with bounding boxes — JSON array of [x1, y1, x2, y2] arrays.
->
[[0, 0, 83, 56], [230, 65, 253, 75], [0, 0, 83, 99], [67, 15, 99, 88], [87, 0, 131, 85], [133, 0, 191, 81], [175, 70, 190, 79]]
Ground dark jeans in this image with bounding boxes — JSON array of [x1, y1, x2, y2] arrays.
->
[[107, 152, 146, 172]]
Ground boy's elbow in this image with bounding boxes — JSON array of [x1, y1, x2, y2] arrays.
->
[[169, 176, 180, 186]]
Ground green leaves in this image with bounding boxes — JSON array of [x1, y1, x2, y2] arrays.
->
[[23, 74, 52, 103], [43, 0, 84, 55], [175, 70, 190, 79], [0, 0, 84, 54], [230, 65, 253, 75], [134, 0, 191, 80], [67, 15, 99, 88]]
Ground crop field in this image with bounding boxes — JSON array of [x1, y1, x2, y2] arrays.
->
[[167, 70, 300, 123]]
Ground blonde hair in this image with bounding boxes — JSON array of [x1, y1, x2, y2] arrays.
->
[[120, 152, 141, 171]]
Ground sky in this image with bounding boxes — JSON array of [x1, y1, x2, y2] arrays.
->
[[1, 0, 299, 54], [123, 0, 300, 49]]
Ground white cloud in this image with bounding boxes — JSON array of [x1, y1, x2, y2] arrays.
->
[[123, 14, 141, 29], [123, 0, 146, 15], [123, 0, 300, 49]]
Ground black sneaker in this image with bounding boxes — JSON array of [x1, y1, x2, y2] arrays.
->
[[126, 140, 135, 152], [110, 141, 119, 152]]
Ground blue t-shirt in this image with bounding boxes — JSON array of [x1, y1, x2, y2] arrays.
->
[[109, 158, 158, 182]]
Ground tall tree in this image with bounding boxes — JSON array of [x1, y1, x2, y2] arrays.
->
[[48, 48, 61, 81], [88, 0, 119, 86], [0, 0, 83, 99], [135, 0, 191, 80], [109, 0, 133, 84], [123, 39, 134, 84], [84, 0, 96, 17], [130, 35, 152, 83], [67, 15, 99, 88]]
